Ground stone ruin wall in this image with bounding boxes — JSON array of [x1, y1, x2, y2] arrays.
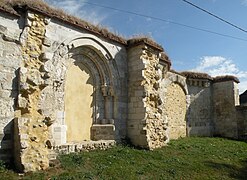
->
[[141, 46, 167, 149], [127, 44, 167, 149], [0, 5, 246, 173], [127, 43, 188, 149], [162, 76, 187, 140], [186, 78, 213, 137], [186, 77, 247, 139], [42, 17, 128, 146], [0, 11, 22, 163], [213, 81, 239, 138], [0, 9, 129, 172], [15, 12, 52, 172]]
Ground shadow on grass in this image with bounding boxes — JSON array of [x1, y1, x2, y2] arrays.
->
[[205, 160, 247, 180]]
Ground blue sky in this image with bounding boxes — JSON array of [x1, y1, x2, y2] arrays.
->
[[45, 0, 247, 93]]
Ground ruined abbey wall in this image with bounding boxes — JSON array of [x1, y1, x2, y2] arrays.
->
[[0, 12, 22, 163], [186, 79, 213, 136], [212, 81, 239, 138], [0, 2, 246, 172]]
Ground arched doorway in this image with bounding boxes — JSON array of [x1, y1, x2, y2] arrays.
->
[[165, 83, 187, 139], [65, 62, 94, 142]]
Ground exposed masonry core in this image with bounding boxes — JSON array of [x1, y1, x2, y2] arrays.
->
[[142, 48, 168, 149], [0, 1, 246, 173], [165, 83, 186, 140], [127, 44, 169, 150], [15, 12, 50, 172]]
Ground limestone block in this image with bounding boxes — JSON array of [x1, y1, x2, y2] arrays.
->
[[41, 52, 53, 62], [25, 18, 32, 27], [56, 111, 65, 120], [0, 71, 8, 81], [18, 95, 28, 109], [19, 82, 30, 91], [0, 99, 14, 117], [1, 80, 13, 91], [26, 69, 42, 86], [91, 124, 115, 141], [0, 90, 12, 99], [44, 18, 51, 25], [20, 67, 28, 75], [52, 124, 67, 146], [27, 12, 35, 20], [42, 38, 51, 47], [0, 25, 7, 34]]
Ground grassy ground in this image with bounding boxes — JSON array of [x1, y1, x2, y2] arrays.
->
[[1, 137, 247, 180]]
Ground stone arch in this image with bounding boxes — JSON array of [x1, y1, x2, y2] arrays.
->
[[64, 35, 120, 88], [70, 46, 111, 87], [164, 82, 187, 140], [166, 73, 188, 95], [69, 48, 110, 123], [49, 35, 119, 144], [160, 73, 188, 140], [64, 35, 114, 60]]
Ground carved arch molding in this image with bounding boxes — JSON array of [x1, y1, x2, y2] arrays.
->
[[47, 36, 119, 143]]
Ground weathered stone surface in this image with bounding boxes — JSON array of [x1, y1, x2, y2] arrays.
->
[[213, 81, 239, 138], [91, 124, 115, 140], [164, 83, 186, 140], [0, 2, 246, 173], [14, 12, 50, 172], [127, 44, 169, 150], [186, 79, 213, 137], [52, 140, 116, 154]]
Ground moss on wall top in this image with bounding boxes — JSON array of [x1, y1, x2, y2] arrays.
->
[[181, 71, 240, 84], [0, 0, 165, 51], [0, 0, 126, 44], [213, 75, 240, 83], [127, 37, 164, 51], [181, 71, 213, 80]]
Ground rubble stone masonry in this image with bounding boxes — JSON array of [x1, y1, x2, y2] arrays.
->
[[0, 1, 246, 172], [164, 83, 186, 140], [127, 43, 168, 149], [14, 12, 50, 172]]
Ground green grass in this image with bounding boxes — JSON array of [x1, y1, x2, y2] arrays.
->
[[1, 137, 247, 179]]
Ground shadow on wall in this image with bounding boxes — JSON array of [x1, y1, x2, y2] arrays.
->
[[0, 69, 19, 166], [240, 90, 247, 105], [0, 120, 14, 166], [205, 160, 247, 179], [74, 60, 95, 121], [186, 85, 214, 137]]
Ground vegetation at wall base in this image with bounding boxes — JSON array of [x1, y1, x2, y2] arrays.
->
[[1, 137, 246, 179]]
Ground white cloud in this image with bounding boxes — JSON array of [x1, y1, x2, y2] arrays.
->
[[242, 0, 247, 6], [44, 0, 107, 25], [192, 56, 247, 93], [239, 81, 247, 94]]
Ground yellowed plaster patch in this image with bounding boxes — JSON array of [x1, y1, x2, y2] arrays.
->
[[65, 63, 94, 142]]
